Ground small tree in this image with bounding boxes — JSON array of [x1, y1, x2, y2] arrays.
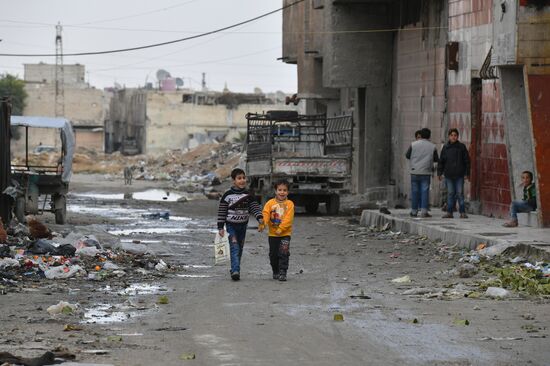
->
[[0, 73, 27, 115]]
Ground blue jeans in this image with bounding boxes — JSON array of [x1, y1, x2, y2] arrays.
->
[[226, 223, 247, 274], [510, 200, 534, 220], [446, 177, 465, 214], [411, 175, 431, 214]]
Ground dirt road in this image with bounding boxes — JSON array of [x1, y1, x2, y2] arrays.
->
[[1, 174, 549, 366]]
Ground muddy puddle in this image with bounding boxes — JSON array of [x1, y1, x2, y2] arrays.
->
[[73, 189, 184, 202], [83, 283, 166, 324]]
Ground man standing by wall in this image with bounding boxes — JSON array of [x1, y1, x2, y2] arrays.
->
[[406, 128, 438, 218]]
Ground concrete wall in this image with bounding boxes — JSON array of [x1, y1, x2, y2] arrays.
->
[[391, 0, 448, 208], [282, 0, 303, 64], [74, 129, 103, 151], [499, 67, 534, 200], [323, 2, 394, 89], [145, 91, 298, 154], [323, 1, 394, 197], [106, 89, 147, 153], [24, 63, 86, 85], [24, 84, 107, 127]]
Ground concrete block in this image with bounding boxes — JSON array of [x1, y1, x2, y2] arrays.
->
[[518, 211, 539, 227]]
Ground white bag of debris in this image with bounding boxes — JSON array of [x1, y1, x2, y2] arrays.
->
[[214, 232, 230, 265]]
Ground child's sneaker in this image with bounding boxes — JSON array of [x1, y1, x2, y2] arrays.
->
[[273, 273, 279, 280], [278, 272, 287, 282], [231, 272, 240, 281]]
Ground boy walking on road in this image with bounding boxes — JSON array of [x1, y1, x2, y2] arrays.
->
[[438, 128, 470, 219], [260, 180, 295, 282], [217, 168, 263, 281]]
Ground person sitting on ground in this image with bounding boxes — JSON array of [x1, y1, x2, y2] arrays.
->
[[438, 128, 470, 219], [406, 128, 438, 218], [503, 171, 537, 227]]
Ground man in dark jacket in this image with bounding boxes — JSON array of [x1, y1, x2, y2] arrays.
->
[[437, 128, 470, 218]]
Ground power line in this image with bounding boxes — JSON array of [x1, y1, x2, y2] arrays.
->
[[89, 46, 279, 73], [71, 0, 201, 26], [0, 0, 201, 29], [0, 0, 305, 57]]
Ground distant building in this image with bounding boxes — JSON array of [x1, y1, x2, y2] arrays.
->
[[24, 63, 86, 86], [22, 63, 108, 151], [106, 88, 301, 155]]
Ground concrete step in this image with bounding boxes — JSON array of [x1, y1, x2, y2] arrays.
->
[[518, 211, 539, 227], [360, 209, 550, 252]]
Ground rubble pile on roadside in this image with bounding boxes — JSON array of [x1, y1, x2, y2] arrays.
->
[[0, 217, 173, 294], [424, 241, 550, 299], [12, 142, 242, 200], [343, 218, 550, 300], [14, 142, 242, 183]]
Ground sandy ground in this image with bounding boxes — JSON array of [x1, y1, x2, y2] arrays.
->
[[1, 174, 549, 366]]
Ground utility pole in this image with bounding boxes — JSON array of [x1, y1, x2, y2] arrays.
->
[[55, 22, 65, 117], [0, 97, 11, 223], [201, 72, 206, 91]]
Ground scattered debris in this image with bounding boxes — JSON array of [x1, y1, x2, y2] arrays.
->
[[47, 301, 78, 315], [391, 275, 411, 284], [180, 352, 196, 360], [457, 263, 478, 278], [485, 287, 511, 299], [478, 336, 523, 341], [453, 319, 470, 326], [333, 313, 344, 321], [64, 324, 84, 331], [349, 289, 371, 299], [157, 295, 169, 305]]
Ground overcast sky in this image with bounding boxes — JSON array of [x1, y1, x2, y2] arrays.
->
[[0, 0, 297, 93]]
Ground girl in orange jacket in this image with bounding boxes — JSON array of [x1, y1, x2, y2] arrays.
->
[[259, 180, 295, 281]]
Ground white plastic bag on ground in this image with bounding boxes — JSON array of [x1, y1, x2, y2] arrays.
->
[[44, 264, 84, 279], [214, 232, 230, 265]]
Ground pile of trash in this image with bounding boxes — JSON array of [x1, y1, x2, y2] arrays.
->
[[0, 217, 172, 293], [446, 243, 550, 298]]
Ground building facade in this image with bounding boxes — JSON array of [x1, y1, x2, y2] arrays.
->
[[23, 63, 108, 151], [282, 0, 550, 227], [106, 89, 301, 155]]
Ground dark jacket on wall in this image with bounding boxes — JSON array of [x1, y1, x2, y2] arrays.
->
[[437, 141, 470, 179]]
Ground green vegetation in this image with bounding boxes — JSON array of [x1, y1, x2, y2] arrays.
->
[[0, 73, 27, 115]]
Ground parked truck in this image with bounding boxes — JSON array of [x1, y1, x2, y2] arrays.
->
[[245, 111, 353, 215]]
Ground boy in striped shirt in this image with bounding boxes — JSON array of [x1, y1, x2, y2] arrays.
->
[[217, 168, 263, 281]]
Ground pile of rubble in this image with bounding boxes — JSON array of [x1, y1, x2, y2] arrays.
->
[[0, 217, 171, 294], [13, 141, 242, 182]]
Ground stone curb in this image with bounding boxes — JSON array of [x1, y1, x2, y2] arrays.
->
[[360, 210, 509, 250]]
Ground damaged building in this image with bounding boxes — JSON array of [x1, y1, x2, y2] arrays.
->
[[23, 63, 108, 151], [282, 0, 550, 227], [105, 88, 300, 155]]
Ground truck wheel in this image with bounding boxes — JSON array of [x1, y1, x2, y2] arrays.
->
[[305, 201, 319, 214], [54, 196, 67, 224], [326, 194, 340, 215], [15, 197, 26, 223]]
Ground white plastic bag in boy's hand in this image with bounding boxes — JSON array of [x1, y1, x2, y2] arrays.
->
[[214, 232, 230, 265]]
